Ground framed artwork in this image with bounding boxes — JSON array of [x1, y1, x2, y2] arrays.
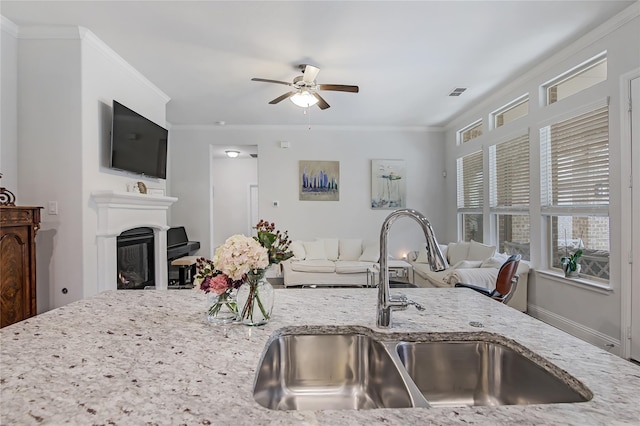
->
[[371, 159, 406, 209], [299, 160, 339, 201]]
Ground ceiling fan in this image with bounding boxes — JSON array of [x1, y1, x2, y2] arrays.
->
[[251, 65, 359, 110]]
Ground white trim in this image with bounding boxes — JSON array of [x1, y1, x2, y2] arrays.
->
[[619, 68, 640, 360], [527, 303, 621, 356], [536, 269, 613, 294], [489, 94, 529, 131], [1, 16, 19, 37], [170, 123, 442, 132], [537, 97, 610, 129], [540, 51, 607, 106]]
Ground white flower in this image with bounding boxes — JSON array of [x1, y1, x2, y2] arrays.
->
[[213, 234, 269, 281]]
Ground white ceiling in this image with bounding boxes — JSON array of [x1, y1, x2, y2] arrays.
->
[[2, 1, 635, 128]]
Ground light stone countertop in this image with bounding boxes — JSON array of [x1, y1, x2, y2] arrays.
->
[[1, 288, 639, 425]]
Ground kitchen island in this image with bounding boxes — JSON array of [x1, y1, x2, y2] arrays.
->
[[1, 288, 639, 425]]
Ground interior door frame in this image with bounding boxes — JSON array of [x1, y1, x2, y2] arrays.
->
[[620, 68, 639, 360]]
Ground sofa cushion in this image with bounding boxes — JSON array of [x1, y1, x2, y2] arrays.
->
[[289, 240, 306, 260], [335, 261, 372, 274], [318, 238, 339, 261], [339, 239, 363, 261], [451, 260, 483, 269], [468, 240, 496, 261], [289, 259, 336, 273], [481, 253, 509, 269], [303, 240, 327, 260], [359, 241, 380, 262], [447, 241, 470, 265]]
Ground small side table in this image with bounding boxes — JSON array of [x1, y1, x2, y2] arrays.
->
[[367, 260, 414, 287]]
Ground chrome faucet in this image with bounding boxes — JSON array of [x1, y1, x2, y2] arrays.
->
[[377, 209, 448, 328]]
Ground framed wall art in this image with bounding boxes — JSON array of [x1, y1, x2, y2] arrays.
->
[[299, 160, 339, 201], [371, 159, 406, 209]]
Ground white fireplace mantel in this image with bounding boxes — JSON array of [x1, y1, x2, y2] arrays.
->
[[91, 190, 178, 292]]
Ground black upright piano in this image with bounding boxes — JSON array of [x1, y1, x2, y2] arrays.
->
[[167, 226, 201, 286]]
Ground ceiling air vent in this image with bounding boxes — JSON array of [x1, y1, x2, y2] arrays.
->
[[250, 154, 258, 158], [449, 87, 467, 97]]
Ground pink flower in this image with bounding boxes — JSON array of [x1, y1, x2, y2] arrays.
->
[[209, 274, 231, 295]]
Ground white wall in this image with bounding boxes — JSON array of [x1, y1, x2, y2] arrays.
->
[[211, 157, 258, 250], [170, 126, 447, 260], [442, 6, 640, 353], [0, 18, 19, 193], [15, 26, 169, 311]]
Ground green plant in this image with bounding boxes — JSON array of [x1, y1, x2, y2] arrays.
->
[[561, 249, 583, 274]]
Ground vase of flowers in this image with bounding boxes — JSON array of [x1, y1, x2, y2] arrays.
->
[[236, 270, 274, 326], [194, 257, 242, 324]]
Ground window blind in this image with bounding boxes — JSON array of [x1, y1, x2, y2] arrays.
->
[[457, 150, 483, 209], [540, 105, 609, 209], [490, 134, 530, 209]]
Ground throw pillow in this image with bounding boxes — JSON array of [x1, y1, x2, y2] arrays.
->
[[468, 240, 496, 261], [481, 253, 510, 269], [359, 241, 380, 262], [414, 245, 429, 263], [451, 260, 483, 269], [289, 240, 306, 260], [447, 241, 470, 265], [338, 239, 363, 261], [303, 240, 327, 260], [317, 238, 339, 261]]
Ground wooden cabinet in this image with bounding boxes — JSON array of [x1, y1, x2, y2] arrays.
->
[[1, 206, 42, 328]]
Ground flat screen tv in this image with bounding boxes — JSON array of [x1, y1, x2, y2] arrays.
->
[[110, 100, 168, 179]]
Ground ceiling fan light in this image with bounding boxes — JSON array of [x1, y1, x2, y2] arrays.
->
[[225, 150, 240, 158], [290, 90, 319, 108]]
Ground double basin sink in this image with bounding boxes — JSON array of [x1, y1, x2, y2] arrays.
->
[[253, 326, 592, 411]]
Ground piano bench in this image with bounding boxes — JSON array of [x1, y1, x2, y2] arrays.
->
[[171, 256, 199, 286]]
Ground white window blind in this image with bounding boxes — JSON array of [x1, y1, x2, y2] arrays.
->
[[490, 134, 530, 210], [457, 150, 483, 209], [540, 105, 609, 211]]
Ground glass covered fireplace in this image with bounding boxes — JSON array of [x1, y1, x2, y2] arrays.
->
[[116, 227, 155, 290]]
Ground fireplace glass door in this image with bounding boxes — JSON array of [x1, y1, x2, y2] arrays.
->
[[117, 228, 154, 289]]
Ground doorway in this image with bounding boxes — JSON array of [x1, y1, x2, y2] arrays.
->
[[210, 146, 259, 249]]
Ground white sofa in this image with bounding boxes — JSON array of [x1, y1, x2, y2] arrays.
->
[[281, 238, 381, 287], [408, 240, 529, 312]]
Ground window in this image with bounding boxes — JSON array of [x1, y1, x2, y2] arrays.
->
[[492, 96, 529, 129], [457, 150, 483, 242], [490, 134, 530, 259], [540, 103, 610, 280], [458, 120, 482, 144], [544, 53, 607, 105]]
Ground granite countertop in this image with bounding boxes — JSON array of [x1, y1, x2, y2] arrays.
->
[[1, 288, 639, 425]]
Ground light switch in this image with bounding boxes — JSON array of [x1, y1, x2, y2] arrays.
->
[[48, 201, 58, 215]]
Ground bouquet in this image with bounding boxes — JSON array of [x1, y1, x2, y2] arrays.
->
[[194, 257, 243, 318], [195, 220, 293, 324]]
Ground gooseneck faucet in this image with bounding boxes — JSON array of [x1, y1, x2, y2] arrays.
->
[[377, 209, 448, 328]]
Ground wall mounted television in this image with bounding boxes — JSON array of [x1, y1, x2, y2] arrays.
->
[[110, 100, 168, 179]]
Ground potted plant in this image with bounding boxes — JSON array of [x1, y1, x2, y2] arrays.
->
[[561, 249, 583, 277]]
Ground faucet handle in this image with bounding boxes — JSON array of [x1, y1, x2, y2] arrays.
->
[[407, 299, 425, 311]]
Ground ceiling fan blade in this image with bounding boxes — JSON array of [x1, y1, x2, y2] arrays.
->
[[302, 65, 320, 83], [313, 93, 330, 110], [317, 84, 359, 93], [251, 78, 293, 86], [269, 91, 297, 104]]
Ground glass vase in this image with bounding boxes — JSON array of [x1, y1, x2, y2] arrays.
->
[[206, 291, 238, 325], [237, 271, 274, 326]]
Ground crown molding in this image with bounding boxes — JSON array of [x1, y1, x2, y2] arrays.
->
[[169, 123, 444, 132], [1, 16, 19, 37]]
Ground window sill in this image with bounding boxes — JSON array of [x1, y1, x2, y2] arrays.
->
[[536, 269, 613, 294]]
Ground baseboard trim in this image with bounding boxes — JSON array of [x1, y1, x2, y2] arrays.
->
[[527, 304, 621, 356]]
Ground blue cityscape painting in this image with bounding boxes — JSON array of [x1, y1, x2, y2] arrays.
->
[[299, 160, 339, 201], [371, 159, 406, 209]]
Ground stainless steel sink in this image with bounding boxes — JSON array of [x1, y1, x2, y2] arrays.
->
[[253, 329, 592, 410], [396, 340, 592, 407], [253, 333, 416, 410]]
